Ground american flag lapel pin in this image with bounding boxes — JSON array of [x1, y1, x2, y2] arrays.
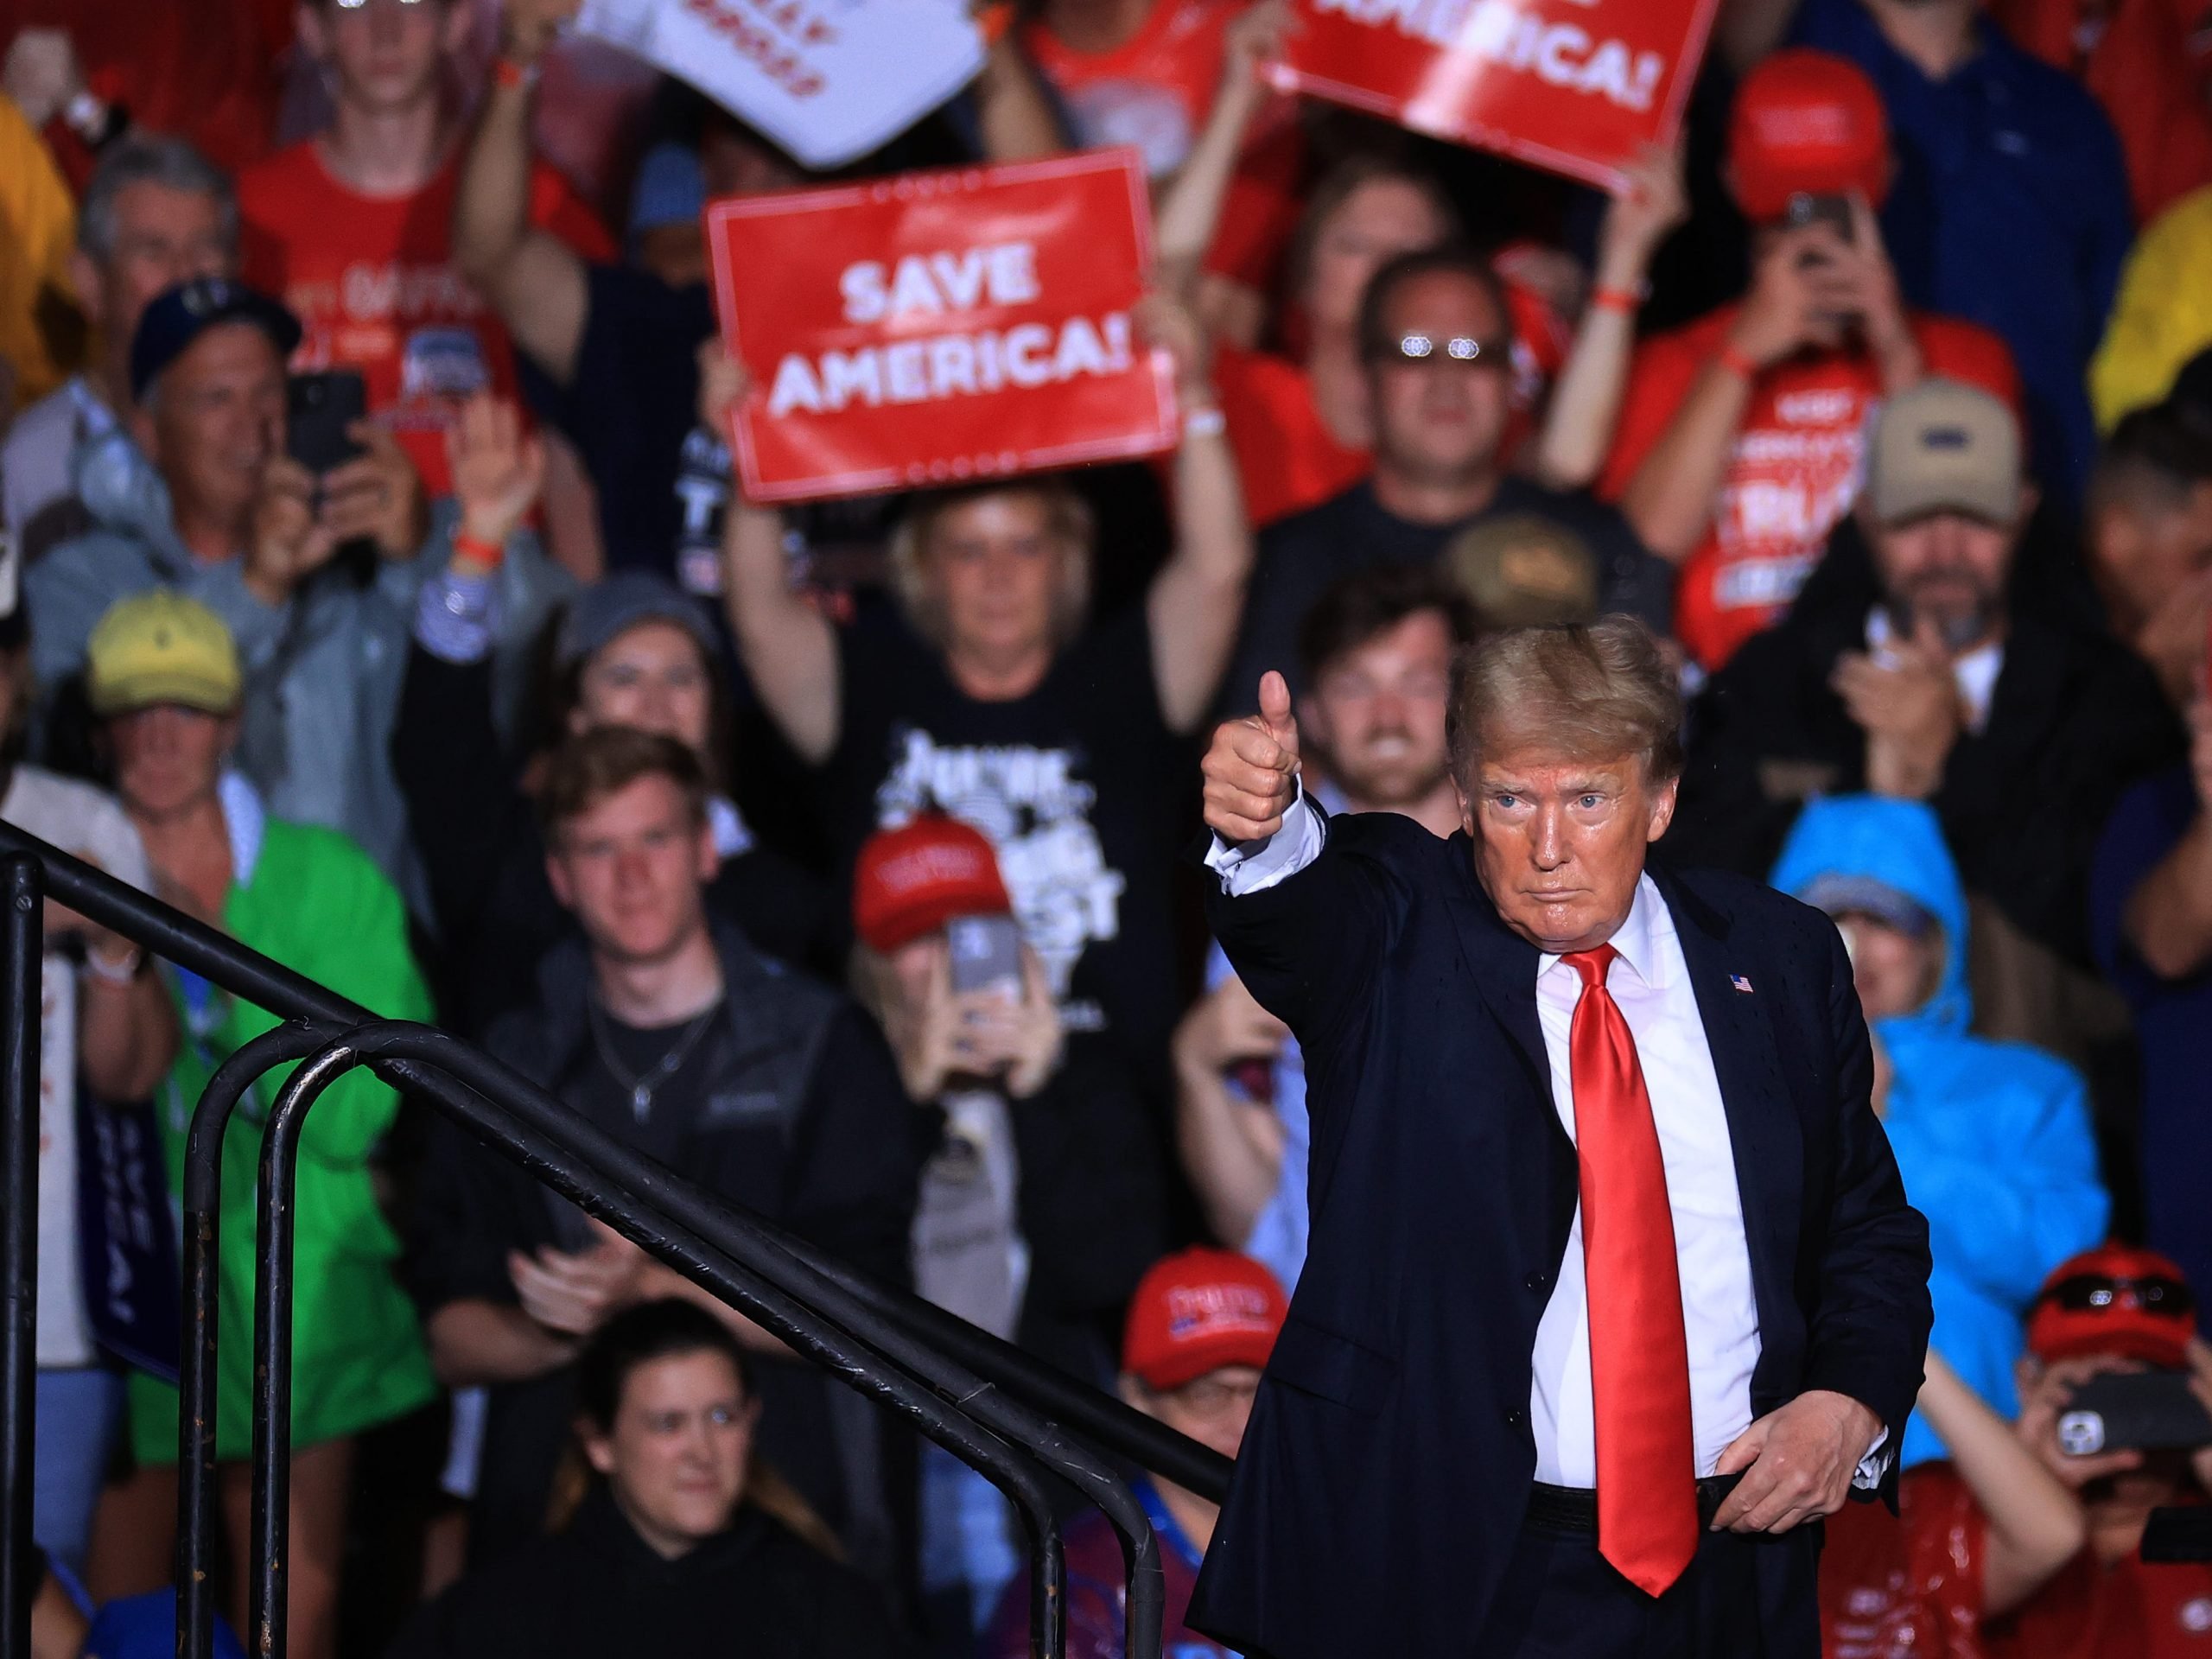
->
[[1730, 974, 1755, 995]]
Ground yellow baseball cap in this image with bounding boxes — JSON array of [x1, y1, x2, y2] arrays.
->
[[86, 591, 242, 716]]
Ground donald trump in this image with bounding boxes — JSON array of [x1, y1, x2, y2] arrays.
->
[[1188, 618, 1932, 1656]]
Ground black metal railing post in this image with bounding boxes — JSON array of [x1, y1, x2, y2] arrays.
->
[[241, 1027, 1071, 1659], [0, 855, 41, 1659], [178, 1022, 339, 1659]]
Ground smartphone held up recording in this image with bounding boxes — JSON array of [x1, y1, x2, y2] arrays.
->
[[947, 912, 1023, 1001], [2057, 1370, 2212, 1458], [285, 369, 368, 475]]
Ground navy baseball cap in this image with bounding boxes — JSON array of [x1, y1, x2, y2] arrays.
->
[[129, 277, 302, 404], [556, 571, 718, 674]]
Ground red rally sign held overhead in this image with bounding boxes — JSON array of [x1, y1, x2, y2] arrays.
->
[[709, 148, 1178, 503], [1265, 0, 1721, 189]]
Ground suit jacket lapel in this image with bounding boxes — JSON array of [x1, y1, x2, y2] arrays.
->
[[1656, 867, 1801, 1328], [1438, 836, 1551, 1106]]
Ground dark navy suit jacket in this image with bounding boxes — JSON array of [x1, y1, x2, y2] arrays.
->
[[1185, 810, 1933, 1658]]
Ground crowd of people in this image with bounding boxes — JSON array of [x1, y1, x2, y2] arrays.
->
[[10, 0, 2212, 1653]]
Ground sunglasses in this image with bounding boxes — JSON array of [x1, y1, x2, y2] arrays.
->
[[1368, 333, 1508, 369], [2034, 1273, 2196, 1317]]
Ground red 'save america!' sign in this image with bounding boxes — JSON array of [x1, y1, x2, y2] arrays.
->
[[1266, 0, 1721, 189], [708, 149, 1177, 503]]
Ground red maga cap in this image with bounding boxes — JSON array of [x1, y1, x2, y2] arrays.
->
[[1728, 48, 1891, 223], [2027, 1242, 2197, 1370], [852, 814, 1012, 954], [1122, 1248, 1288, 1392]]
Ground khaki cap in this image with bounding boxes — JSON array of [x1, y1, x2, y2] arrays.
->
[[1863, 378, 2023, 527]]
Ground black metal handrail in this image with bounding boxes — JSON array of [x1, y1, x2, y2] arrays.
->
[[0, 823, 1236, 1659], [232, 1026, 1076, 1659]]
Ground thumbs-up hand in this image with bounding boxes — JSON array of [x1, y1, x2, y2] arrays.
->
[[1203, 671, 1302, 842]]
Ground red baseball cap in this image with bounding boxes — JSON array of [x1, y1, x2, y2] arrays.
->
[[1727, 48, 1891, 223], [2027, 1243, 2197, 1370], [852, 815, 1012, 954], [1122, 1248, 1287, 1392]]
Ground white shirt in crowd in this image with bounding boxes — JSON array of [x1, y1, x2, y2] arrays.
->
[[7, 763, 154, 1370]]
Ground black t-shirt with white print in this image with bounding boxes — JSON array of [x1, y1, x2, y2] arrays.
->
[[827, 601, 1186, 1080]]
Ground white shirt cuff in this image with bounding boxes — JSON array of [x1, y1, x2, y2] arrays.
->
[[1851, 1426, 1891, 1491], [1204, 785, 1323, 895]]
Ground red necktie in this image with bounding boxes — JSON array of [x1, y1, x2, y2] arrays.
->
[[1561, 944, 1699, 1597]]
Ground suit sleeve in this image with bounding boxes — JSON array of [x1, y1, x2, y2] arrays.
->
[[1202, 810, 1420, 1053], [1802, 920, 1935, 1456]]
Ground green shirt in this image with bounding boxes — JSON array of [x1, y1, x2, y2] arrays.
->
[[130, 793, 435, 1463]]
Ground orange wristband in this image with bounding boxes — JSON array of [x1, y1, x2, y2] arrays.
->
[[453, 531, 505, 569], [493, 57, 540, 92], [1590, 284, 1642, 315]]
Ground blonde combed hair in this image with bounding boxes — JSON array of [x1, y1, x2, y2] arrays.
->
[[1446, 617, 1683, 785]]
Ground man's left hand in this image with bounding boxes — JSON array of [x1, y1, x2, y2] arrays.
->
[[1710, 1389, 1882, 1534]]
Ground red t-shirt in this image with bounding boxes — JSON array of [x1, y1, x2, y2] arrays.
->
[[1215, 278, 1573, 529], [1821, 1464, 1988, 1659], [238, 143, 613, 497], [1597, 307, 2021, 671], [1022, 0, 1303, 286], [1989, 1536, 2212, 1657]]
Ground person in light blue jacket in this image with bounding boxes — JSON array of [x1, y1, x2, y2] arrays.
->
[[1770, 794, 2108, 1465], [27, 279, 569, 912]]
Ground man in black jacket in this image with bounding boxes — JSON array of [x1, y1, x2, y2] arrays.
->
[[1218, 246, 1672, 709], [1190, 621, 1930, 1657], [407, 728, 921, 1574], [1672, 378, 2183, 988]]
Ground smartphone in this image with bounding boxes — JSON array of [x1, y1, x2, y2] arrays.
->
[[1784, 191, 1856, 245], [2145, 1506, 2212, 1563], [2058, 1370, 2212, 1456], [946, 913, 1023, 1001], [286, 370, 368, 475]]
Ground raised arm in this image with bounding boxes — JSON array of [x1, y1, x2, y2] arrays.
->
[[1916, 1350, 2085, 1619], [702, 343, 842, 763], [1618, 229, 1823, 562], [1152, 1, 1287, 296], [1144, 294, 1255, 732], [971, 30, 1064, 162], [1529, 143, 1686, 490], [2120, 700, 2212, 978], [454, 0, 590, 385], [1173, 972, 1291, 1249], [1201, 675, 1408, 1043]]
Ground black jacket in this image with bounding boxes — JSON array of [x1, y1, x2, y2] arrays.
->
[[387, 1485, 906, 1659], [405, 926, 923, 1568], [995, 1048, 1169, 1386], [1186, 811, 1932, 1658], [1669, 570, 2183, 968], [390, 641, 838, 1033]]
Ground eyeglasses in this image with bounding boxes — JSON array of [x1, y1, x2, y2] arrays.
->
[[1369, 333, 1508, 369], [2033, 1273, 2196, 1317]]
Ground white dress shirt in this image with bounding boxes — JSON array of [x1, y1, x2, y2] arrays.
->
[[1208, 796, 1891, 1490], [1530, 874, 1758, 1484]]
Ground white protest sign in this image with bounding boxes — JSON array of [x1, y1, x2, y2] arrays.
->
[[572, 0, 987, 170]]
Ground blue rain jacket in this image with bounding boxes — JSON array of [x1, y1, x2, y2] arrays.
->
[[1770, 796, 2107, 1465]]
